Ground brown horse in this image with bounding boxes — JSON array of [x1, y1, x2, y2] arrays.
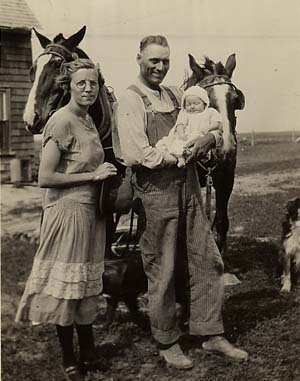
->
[[183, 54, 245, 256], [23, 25, 118, 165]]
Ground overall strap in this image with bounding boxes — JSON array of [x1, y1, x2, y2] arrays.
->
[[162, 86, 180, 110], [128, 84, 152, 110]]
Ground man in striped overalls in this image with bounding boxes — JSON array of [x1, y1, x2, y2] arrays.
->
[[116, 35, 248, 368]]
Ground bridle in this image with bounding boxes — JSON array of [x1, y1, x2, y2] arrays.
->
[[199, 74, 237, 91], [196, 74, 238, 224], [28, 41, 115, 146], [29, 43, 79, 82]]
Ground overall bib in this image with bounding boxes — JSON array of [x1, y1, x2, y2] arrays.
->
[[129, 85, 224, 345]]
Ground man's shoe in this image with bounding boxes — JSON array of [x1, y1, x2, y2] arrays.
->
[[159, 343, 193, 369], [202, 336, 248, 362], [63, 365, 83, 381]]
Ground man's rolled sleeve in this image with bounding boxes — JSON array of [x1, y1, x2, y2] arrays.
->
[[116, 91, 166, 169]]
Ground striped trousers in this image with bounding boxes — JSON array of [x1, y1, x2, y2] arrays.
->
[[133, 164, 224, 345]]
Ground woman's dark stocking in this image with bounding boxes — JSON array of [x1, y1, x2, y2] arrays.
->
[[75, 324, 96, 362], [56, 324, 76, 368]]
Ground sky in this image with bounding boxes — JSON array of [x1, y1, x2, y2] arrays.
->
[[26, 0, 300, 133]]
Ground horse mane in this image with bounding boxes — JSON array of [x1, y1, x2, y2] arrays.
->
[[53, 33, 64, 43], [51, 33, 89, 59], [182, 56, 226, 89]]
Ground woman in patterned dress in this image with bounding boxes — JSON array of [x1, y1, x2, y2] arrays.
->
[[15, 58, 117, 380]]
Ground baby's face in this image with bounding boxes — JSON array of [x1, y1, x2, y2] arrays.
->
[[185, 95, 206, 113]]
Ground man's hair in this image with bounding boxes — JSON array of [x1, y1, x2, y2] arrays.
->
[[139, 35, 169, 52]]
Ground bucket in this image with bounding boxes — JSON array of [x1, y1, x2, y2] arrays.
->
[[10, 158, 21, 184]]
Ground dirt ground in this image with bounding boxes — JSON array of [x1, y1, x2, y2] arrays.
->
[[1, 141, 300, 381]]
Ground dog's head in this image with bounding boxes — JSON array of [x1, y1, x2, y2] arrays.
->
[[286, 197, 300, 222], [281, 197, 300, 239]]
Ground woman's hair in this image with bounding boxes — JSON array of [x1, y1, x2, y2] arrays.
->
[[139, 35, 169, 52], [56, 58, 97, 90]]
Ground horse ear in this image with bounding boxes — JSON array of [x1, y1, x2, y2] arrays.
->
[[33, 28, 51, 48], [188, 54, 205, 81], [65, 26, 86, 48], [225, 53, 236, 78], [235, 89, 245, 110]]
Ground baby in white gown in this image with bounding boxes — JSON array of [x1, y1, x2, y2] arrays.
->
[[156, 86, 223, 167]]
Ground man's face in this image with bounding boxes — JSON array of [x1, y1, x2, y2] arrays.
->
[[137, 44, 170, 89]]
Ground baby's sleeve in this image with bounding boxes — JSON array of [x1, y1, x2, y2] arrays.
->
[[209, 108, 222, 124], [175, 109, 188, 127], [43, 115, 74, 152]]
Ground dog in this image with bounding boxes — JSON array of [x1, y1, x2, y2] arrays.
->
[[101, 219, 149, 327], [280, 197, 300, 293], [102, 252, 148, 326]]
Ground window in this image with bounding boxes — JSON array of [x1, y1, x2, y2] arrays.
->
[[0, 88, 11, 154]]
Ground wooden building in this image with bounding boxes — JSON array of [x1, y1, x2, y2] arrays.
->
[[0, 0, 40, 183]]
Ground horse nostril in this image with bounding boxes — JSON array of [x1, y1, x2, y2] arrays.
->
[[33, 112, 40, 124], [25, 121, 31, 132]]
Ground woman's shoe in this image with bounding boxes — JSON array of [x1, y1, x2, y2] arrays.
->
[[63, 365, 83, 381]]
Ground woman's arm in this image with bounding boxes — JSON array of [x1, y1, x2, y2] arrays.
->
[[38, 139, 117, 188]]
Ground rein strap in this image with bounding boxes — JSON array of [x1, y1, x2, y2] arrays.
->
[[200, 75, 237, 91]]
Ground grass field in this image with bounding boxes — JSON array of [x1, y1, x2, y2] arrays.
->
[[2, 135, 300, 381]]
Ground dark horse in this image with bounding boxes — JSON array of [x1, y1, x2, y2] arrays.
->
[[23, 25, 117, 166], [183, 54, 245, 255]]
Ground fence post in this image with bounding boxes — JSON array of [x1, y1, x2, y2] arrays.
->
[[251, 130, 255, 146]]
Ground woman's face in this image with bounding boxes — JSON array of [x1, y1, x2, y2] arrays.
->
[[69, 68, 99, 107]]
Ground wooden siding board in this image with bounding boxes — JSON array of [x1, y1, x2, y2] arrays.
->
[[0, 67, 30, 76], [11, 134, 34, 142], [10, 88, 30, 96], [9, 94, 29, 102], [11, 115, 26, 123], [2, 46, 32, 56], [1, 77, 31, 85], [1, 82, 31, 89], [11, 130, 32, 137], [1, 37, 30, 48], [10, 120, 28, 127], [1, 61, 31, 69], [1, 53, 32, 62]]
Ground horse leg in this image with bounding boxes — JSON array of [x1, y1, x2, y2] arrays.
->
[[104, 296, 118, 327], [213, 166, 235, 257]]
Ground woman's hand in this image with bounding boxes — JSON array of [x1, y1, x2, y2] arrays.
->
[[93, 162, 118, 181], [185, 134, 216, 164]]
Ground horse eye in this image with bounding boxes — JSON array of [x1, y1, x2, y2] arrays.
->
[[51, 57, 63, 69]]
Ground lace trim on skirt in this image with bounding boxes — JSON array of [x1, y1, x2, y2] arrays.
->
[[25, 259, 104, 299]]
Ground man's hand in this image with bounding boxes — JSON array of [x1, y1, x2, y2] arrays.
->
[[161, 152, 178, 167], [185, 133, 216, 164]]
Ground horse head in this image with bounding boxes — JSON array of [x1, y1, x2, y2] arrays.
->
[[23, 26, 89, 134], [184, 54, 245, 157]]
